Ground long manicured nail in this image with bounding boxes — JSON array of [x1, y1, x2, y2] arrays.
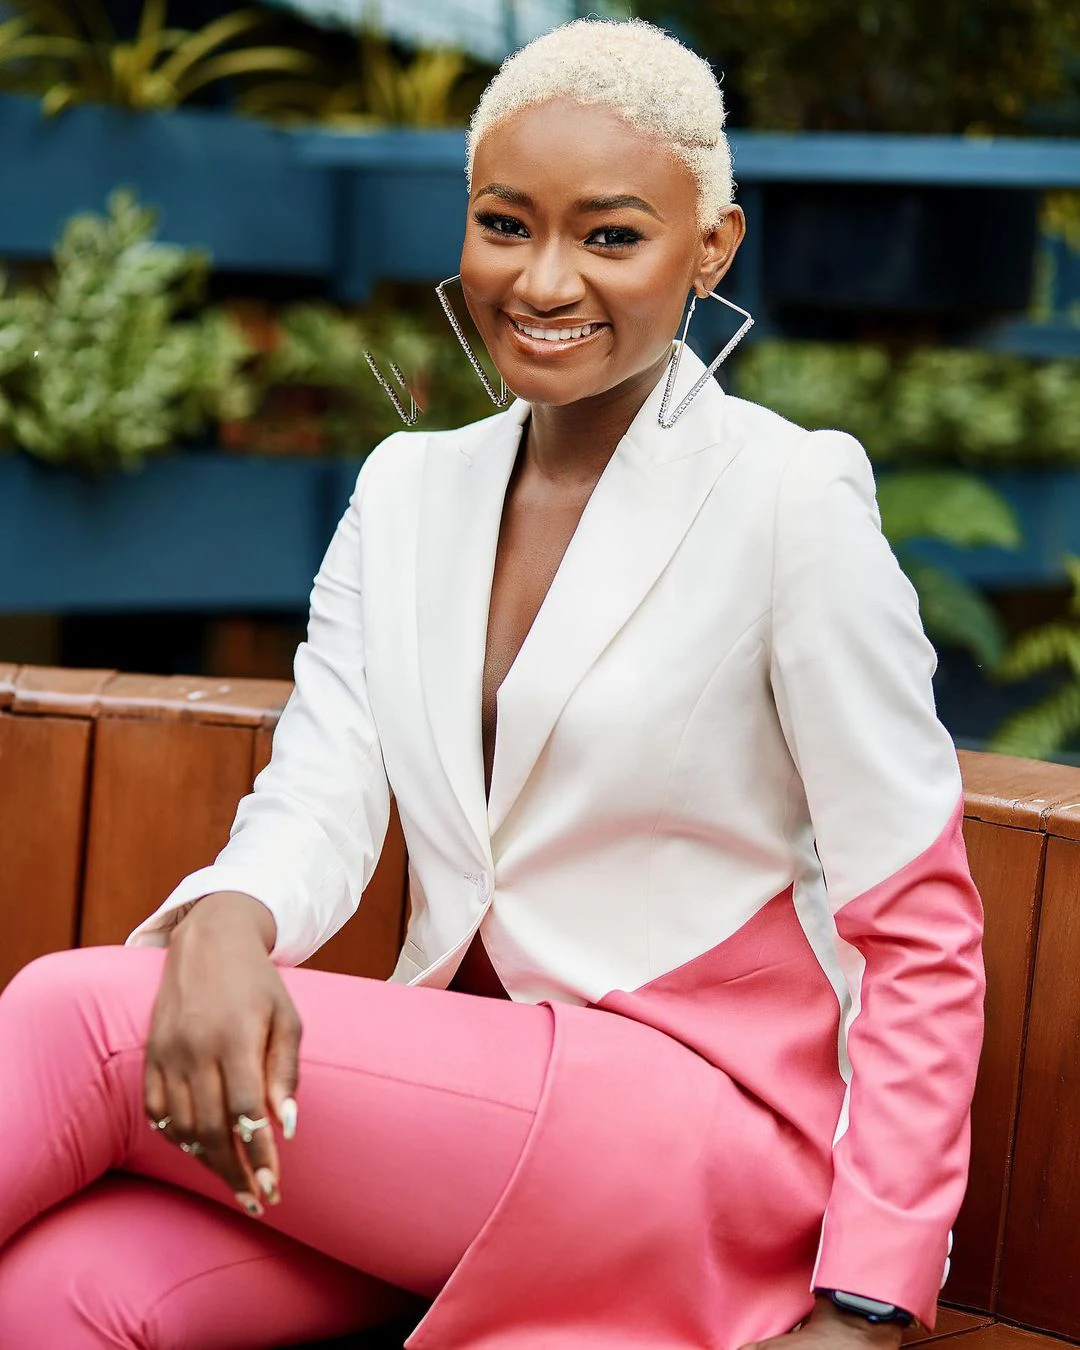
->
[[278, 1097, 298, 1141], [235, 1191, 263, 1217], [255, 1167, 280, 1205]]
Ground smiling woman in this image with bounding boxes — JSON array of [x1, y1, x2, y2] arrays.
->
[[0, 17, 984, 1350]]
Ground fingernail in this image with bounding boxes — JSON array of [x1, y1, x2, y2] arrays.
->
[[235, 1191, 263, 1218], [255, 1167, 280, 1205], [278, 1096, 298, 1141]]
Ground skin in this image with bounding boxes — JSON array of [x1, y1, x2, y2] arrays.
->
[[146, 96, 904, 1347]]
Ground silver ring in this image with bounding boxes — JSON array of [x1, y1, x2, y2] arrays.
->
[[232, 1114, 270, 1144], [179, 1140, 205, 1157], [149, 1115, 172, 1132]]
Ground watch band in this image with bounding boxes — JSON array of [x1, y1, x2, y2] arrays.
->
[[817, 1288, 914, 1327]]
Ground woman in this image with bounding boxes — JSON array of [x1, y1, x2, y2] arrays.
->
[[0, 18, 984, 1350]]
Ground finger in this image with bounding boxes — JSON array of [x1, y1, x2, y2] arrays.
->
[[189, 1062, 261, 1213], [265, 998, 302, 1142], [159, 1073, 196, 1151], [224, 1058, 280, 1207], [143, 1056, 170, 1131]]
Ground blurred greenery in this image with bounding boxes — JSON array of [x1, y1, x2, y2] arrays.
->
[[0, 0, 489, 125], [876, 471, 1021, 663], [991, 555, 1080, 757], [0, 189, 253, 471], [638, 0, 1080, 133], [733, 340, 1080, 466], [0, 0, 318, 112], [264, 300, 501, 451], [238, 28, 476, 127]]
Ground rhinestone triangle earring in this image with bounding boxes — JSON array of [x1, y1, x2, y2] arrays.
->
[[436, 274, 510, 408], [363, 351, 421, 427], [658, 289, 754, 430]]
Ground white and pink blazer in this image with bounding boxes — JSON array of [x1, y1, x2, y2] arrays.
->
[[131, 345, 986, 1342]]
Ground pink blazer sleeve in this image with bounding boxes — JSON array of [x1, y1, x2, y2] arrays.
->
[[770, 430, 986, 1327]]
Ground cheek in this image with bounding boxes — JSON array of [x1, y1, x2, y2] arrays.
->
[[459, 234, 512, 314], [607, 260, 692, 345]]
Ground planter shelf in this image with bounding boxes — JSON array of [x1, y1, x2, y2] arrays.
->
[[0, 451, 364, 614], [0, 96, 333, 276], [1, 451, 1077, 615]]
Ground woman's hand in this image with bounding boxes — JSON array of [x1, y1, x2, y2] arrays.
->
[[741, 1298, 906, 1350], [143, 891, 301, 1216]]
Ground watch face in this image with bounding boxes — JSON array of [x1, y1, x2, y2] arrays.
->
[[828, 1290, 913, 1325]]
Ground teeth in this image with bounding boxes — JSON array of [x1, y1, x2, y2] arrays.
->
[[516, 322, 596, 342]]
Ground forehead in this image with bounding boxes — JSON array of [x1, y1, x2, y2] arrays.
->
[[471, 98, 698, 218]]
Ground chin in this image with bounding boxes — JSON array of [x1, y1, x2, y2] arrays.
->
[[494, 356, 613, 409]]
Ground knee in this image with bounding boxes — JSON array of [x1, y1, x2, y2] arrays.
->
[[0, 1182, 170, 1350]]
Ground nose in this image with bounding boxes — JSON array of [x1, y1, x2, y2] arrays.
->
[[512, 239, 587, 314]]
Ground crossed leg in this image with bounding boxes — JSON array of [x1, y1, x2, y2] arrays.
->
[[0, 945, 554, 1347], [0, 1175, 420, 1349]]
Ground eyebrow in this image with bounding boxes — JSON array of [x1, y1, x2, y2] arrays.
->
[[474, 184, 663, 221]]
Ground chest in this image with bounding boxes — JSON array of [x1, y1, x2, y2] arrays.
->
[[481, 469, 596, 783]]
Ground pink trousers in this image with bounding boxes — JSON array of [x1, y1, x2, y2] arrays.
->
[[0, 946, 555, 1349]]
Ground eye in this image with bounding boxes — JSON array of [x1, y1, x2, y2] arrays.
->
[[587, 225, 644, 250], [474, 211, 529, 239]]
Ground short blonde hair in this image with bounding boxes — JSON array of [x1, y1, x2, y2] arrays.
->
[[466, 17, 733, 231]]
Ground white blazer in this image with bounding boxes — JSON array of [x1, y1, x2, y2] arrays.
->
[[131, 346, 985, 1334]]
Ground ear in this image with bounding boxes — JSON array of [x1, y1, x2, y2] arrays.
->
[[692, 206, 747, 298]]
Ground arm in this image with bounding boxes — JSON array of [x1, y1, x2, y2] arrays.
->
[[769, 431, 985, 1329], [127, 435, 406, 966]]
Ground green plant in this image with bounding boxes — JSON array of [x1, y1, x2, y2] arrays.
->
[[991, 556, 1080, 757], [238, 28, 471, 128], [0, 0, 317, 112], [877, 471, 1021, 663], [0, 189, 253, 471], [255, 301, 498, 454], [637, 0, 1080, 133], [733, 340, 1080, 466]]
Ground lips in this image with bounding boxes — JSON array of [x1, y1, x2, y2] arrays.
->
[[504, 314, 608, 352]]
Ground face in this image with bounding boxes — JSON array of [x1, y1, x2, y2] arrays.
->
[[460, 98, 744, 411]]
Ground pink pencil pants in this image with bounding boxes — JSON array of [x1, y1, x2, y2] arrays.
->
[[0, 945, 555, 1348]]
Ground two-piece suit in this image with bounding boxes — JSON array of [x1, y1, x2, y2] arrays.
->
[[132, 346, 985, 1346]]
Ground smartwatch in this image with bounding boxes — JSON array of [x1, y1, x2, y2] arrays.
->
[[817, 1289, 914, 1327]]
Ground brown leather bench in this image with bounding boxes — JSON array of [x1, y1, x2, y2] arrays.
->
[[4, 663, 1080, 1347]]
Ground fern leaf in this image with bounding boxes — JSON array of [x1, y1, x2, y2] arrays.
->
[[997, 625, 1079, 680], [902, 559, 1006, 665], [877, 470, 1021, 550], [989, 682, 1080, 759]]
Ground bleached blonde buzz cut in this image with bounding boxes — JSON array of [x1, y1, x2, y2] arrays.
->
[[466, 17, 733, 232]]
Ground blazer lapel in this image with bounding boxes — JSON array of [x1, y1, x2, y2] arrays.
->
[[487, 346, 741, 837], [416, 402, 530, 861]]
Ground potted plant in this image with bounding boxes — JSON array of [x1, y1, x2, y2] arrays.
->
[[0, 0, 331, 271], [0, 191, 336, 613]]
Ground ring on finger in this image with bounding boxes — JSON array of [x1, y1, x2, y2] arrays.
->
[[148, 1115, 172, 1132], [179, 1140, 206, 1157], [233, 1114, 270, 1144]]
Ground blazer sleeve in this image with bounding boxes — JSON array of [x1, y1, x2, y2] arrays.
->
[[769, 429, 986, 1328], [127, 436, 404, 966]]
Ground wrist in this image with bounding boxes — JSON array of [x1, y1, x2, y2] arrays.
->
[[812, 1295, 907, 1344], [177, 891, 277, 954]]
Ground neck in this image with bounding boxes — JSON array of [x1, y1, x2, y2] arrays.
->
[[523, 347, 672, 486]]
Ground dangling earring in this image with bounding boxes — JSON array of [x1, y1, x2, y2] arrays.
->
[[436, 274, 510, 409], [658, 289, 754, 430], [363, 351, 421, 427]]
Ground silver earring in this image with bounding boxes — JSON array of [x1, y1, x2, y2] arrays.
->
[[436, 274, 510, 408], [363, 350, 420, 427], [658, 290, 754, 430]]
